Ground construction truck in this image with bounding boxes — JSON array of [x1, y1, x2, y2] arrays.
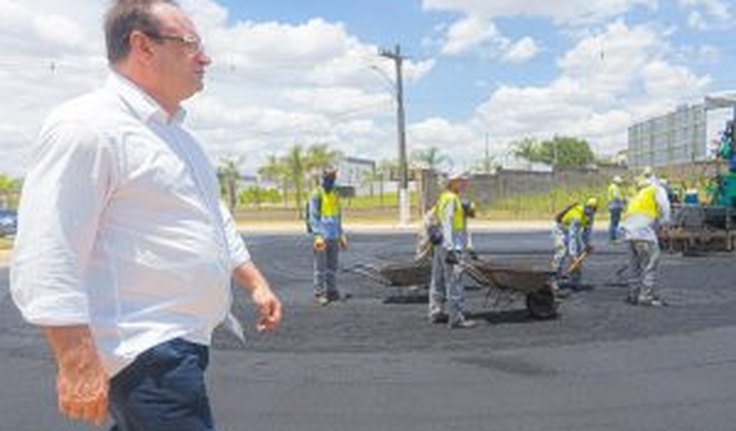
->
[[661, 112, 736, 253]]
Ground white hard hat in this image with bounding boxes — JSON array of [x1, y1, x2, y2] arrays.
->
[[612, 175, 622, 184], [636, 175, 651, 188], [447, 171, 469, 182]]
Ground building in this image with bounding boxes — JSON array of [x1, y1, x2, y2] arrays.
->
[[337, 156, 376, 196], [628, 92, 736, 169]]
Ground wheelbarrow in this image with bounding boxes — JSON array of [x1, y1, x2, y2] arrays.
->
[[344, 259, 433, 303], [460, 259, 559, 319], [345, 259, 432, 288]]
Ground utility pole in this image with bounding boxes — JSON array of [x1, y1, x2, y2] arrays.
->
[[380, 44, 410, 226]]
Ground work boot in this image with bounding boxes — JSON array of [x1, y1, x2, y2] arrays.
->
[[637, 295, 665, 307], [449, 318, 478, 329], [429, 312, 449, 324], [315, 295, 330, 306]]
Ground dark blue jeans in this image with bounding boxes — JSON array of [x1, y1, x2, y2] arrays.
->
[[109, 338, 214, 431], [609, 208, 622, 241]]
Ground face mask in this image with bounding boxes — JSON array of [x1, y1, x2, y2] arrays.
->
[[322, 176, 336, 190]]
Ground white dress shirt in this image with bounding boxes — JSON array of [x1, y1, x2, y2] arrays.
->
[[11, 72, 250, 376]]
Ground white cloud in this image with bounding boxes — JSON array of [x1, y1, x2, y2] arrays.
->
[[422, 0, 657, 25], [502, 37, 540, 63], [471, 21, 710, 157], [440, 15, 500, 55], [0, 0, 435, 176], [680, 0, 732, 30]]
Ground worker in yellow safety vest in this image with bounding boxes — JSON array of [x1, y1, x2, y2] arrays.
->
[[307, 167, 348, 306], [620, 175, 671, 306], [551, 198, 598, 291], [428, 172, 477, 329]]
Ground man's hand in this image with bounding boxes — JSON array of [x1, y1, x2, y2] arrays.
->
[[445, 250, 460, 265], [467, 249, 479, 260], [313, 236, 326, 251], [339, 235, 348, 250], [233, 262, 283, 332], [43, 326, 108, 426], [251, 285, 282, 332]]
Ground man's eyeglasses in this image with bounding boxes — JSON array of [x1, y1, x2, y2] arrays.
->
[[147, 33, 205, 55]]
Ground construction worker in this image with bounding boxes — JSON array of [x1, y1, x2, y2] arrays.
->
[[307, 167, 347, 306], [620, 175, 671, 306], [428, 172, 477, 329], [551, 197, 598, 291], [607, 175, 625, 241]]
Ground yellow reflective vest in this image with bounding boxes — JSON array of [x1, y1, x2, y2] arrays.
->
[[560, 204, 592, 228], [308, 186, 342, 238], [624, 184, 659, 219], [435, 190, 464, 231]]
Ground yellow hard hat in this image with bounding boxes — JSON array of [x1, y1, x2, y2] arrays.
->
[[585, 197, 598, 209]]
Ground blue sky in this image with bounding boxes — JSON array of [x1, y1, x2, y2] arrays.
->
[[0, 0, 734, 175]]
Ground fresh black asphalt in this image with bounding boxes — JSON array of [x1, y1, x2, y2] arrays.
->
[[1, 230, 735, 430]]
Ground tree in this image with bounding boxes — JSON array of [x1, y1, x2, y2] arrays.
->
[[0, 174, 21, 208], [217, 155, 244, 212], [284, 144, 308, 218], [513, 136, 595, 168], [305, 143, 341, 186], [411, 146, 452, 171], [306, 144, 341, 171], [258, 154, 289, 208], [512, 137, 541, 164]]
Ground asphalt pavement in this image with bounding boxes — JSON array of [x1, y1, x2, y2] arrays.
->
[[1, 229, 735, 430]]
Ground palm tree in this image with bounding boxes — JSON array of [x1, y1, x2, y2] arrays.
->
[[283, 145, 308, 218], [305, 143, 341, 184], [411, 146, 452, 171], [217, 155, 244, 212], [258, 154, 289, 208]]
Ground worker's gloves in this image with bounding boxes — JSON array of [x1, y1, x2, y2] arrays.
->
[[339, 235, 348, 250], [445, 250, 460, 265], [313, 236, 327, 251]]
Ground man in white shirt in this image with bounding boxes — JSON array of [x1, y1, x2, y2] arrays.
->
[[10, 1, 282, 429]]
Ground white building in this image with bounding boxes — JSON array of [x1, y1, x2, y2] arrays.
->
[[628, 93, 736, 169]]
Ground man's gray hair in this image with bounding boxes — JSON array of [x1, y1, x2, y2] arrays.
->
[[104, 0, 178, 64]]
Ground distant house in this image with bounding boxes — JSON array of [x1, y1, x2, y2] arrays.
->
[[337, 156, 376, 196]]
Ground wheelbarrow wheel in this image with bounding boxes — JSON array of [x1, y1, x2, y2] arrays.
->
[[526, 286, 558, 320]]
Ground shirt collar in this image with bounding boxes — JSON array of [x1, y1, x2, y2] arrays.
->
[[106, 71, 187, 125]]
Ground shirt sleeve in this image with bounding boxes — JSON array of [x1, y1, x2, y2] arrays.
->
[[10, 118, 113, 326], [218, 201, 251, 271], [442, 199, 456, 251], [655, 185, 672, 224], [308, 191, 323, 237]]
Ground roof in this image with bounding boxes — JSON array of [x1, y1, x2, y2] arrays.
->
[[704, 92, 736, 110]]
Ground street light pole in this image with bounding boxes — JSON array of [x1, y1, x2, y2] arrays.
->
[[380, 44, 410, 226]]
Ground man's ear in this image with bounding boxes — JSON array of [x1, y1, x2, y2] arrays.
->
[[128, 30, 156, 63]]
